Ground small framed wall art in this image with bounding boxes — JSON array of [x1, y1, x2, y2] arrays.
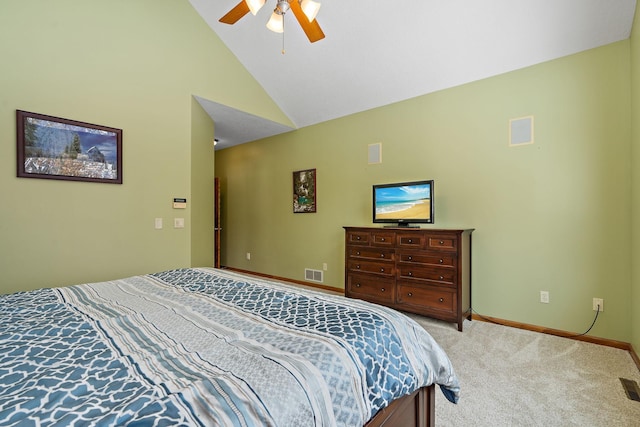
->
[[293, 168, 316, 213], [16, 110, 123, 184]]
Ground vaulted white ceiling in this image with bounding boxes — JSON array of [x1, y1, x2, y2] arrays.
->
[[189, 0, 636, 150]]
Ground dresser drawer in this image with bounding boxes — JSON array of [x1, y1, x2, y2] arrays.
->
[[396, 232, 426, 249], [371, 231, 396, 247], [348, 247, 395, 262], [347, 259, 395, 276], [347, 231, 370, 245], [347, 273, 395, 304], [426, 235, 458, 251], [397, 265, 456, 286], [397, 252, 456, 268], [397, 283, 456, 314]]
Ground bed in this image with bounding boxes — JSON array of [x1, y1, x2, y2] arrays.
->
[[0, 267, 459, 426]]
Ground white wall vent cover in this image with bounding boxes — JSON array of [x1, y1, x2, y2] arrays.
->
[[368, 143, 382, 164], [305, 268, 323, 283], [509, 116, 534, 146]]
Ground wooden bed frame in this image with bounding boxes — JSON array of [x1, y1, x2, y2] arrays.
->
[[365, 385, 435, 427]]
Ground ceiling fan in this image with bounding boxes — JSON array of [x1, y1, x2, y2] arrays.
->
[[219, 0, 325, 43]]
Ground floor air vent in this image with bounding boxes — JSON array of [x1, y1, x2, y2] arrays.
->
[[620, 378, 640, 402], [304, 268, 323, 283]]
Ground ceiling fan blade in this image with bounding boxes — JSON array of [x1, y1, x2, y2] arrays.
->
[[289, 0, 325, 43], [219, 1, 251, 25]]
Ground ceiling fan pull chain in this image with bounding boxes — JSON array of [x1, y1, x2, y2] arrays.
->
[[281, 15, 286, 54]]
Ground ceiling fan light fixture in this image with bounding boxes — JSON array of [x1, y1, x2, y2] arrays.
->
[[275, 0, 290, 15], [300, 0, 321, 22], [245, 0, 265, 16], [219, 0, 325, 43], [266, 11, 284, 33]]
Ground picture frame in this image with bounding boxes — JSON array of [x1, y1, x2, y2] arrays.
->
[[293, 168, 316, 213], [16, 110, 122, 184]]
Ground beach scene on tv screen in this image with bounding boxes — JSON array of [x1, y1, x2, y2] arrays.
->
[[375, 185, 431, 220]]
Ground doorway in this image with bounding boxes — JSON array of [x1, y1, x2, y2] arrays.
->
[[214, 177, 221, 268]]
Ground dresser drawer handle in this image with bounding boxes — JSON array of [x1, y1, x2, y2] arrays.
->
[[380, 253, 385, 258], [407, 292, 413, 297], [408, 239, 413, 243], [439, 276, 444, 280], [380, 268, 385, 272], [355, 283, 361, 287], [356, 236, 361, 240], [356, 265, 361, 269], [439, 297, 444, 302], [439, 240, 444, 245], [381, 288, 385, 292], [408, 272, 413, 277], [356, 251, 361, 256], [439, 259, 444, 264], [407, 255, 413, 261], [380, 237, 385, 242]]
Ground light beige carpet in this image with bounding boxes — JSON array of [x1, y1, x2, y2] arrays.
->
[[408, 315, 640, 426]]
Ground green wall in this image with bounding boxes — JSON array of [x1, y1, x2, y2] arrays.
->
[[190, 98, 215, 267], [631, 9, 640, 353], [0, 0, 289, 293], [216, 41, 633, 342]]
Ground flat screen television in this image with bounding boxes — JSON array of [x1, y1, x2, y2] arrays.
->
[[373, 180, 434, 227]]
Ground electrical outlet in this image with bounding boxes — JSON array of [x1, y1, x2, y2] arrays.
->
[[540, 291, 549, 303], [322, 263, 328, 271], [593, 298, 604, 312], [246, 252, 251, 260]]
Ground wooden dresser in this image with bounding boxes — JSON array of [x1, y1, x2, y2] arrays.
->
[[344, 227, 474, 331]]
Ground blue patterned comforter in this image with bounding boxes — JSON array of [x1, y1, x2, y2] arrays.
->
[[0, 268, 459, 426]]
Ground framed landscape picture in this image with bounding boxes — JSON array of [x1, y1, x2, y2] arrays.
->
[[293, 168, 316, 213], [16, 110, 122, 184]]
